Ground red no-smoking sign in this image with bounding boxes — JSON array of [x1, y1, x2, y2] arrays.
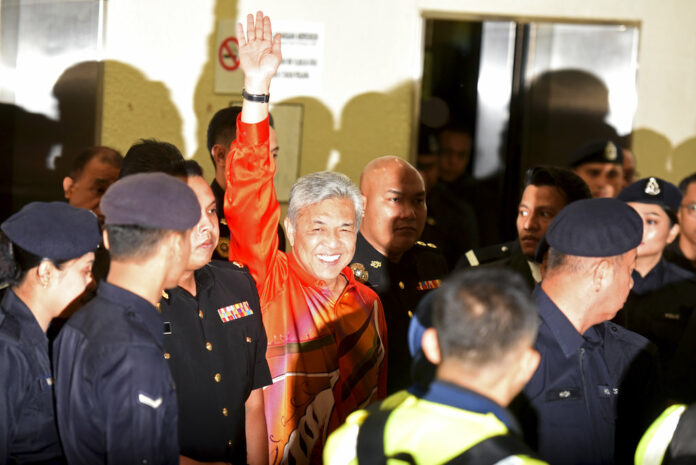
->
[[218, 37, 240, 71]]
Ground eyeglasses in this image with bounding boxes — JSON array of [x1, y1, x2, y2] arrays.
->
[[681, 204, 696, 218]]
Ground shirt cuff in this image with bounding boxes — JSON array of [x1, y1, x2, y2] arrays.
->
[[236, 114, 270, 145]]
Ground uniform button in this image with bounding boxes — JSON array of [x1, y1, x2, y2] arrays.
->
[[227, 439, 234, 447], [408, 310, 413, 318], [222, 407, 229, 416], [206, 342, 213, 351], [398, 281, 405, 289], [198, 310, 204, 319], [164, 353, 171, 360], [246, 336, 252, 343], [214, 373, 221, 382]]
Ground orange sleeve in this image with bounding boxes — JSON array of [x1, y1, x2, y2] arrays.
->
[[224, 115, 285, 302]]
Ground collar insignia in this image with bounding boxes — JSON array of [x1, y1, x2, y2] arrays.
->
[[645, 177, 661, 196], [370, 260, 382, 269]]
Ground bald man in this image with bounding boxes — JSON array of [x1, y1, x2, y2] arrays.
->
[[350, 156, 448, 393]]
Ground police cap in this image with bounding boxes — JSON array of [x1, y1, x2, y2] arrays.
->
[[101, 172, 200, 231], [1, 202, 101, 262], [618, 177, 682, 222], [569, 140, 623, 167], [534, 198, 643, 262]]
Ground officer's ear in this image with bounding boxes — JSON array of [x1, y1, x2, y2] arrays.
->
[[515, 346, 541, 387], [421, 328, 441, 365], [284, 217, 295, 248], [212, 144, 228, 173], [667, 222, 680, 245], [592, 258, 611, 293], [102, 229, 110, 251], [62, 176, 75, 199]]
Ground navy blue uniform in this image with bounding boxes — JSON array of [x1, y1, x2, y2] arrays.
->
[[514, 286, 664, 465], [350, 232, 448, 393], [160, 260, 271, 463], [0, 290, 64, 465], [53, 282, 179, 465], [614, 259, 696, 402]]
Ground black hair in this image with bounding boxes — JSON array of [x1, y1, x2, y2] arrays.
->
[[119, 139, 186, 179], [432, 267, 539, 366], [678, 173, 696, 194], [68, 146, 123, 179], [206, 106, 274, 168], [0, 231, 65, 287], [523, 165, 592, 205], [182, 159, 204, 177], [104, 224, 173, 261]]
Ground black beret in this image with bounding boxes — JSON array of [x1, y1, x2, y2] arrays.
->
[[101, 172, 200, 230], [1, 202, 101, 262], [569, 140, 623, 167], [618, 177, 682, 220], [535, 198, 643, 262]]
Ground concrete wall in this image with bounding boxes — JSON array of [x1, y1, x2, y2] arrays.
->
[[99, 0, 696, 187]]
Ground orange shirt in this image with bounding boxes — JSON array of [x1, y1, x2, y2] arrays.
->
[[225, 116, 388, 465]]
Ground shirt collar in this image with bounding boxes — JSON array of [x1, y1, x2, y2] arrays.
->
[[534, 285, 587, 358], [631, 258, 666, 294], [1, 289, 46, 345], [98, 281, 163, 344], [422, 380, 520, 432]]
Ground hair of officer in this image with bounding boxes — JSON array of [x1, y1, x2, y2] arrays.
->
[[104, 224, 174, 261], [119, 139, 186, 179], [0, 231, 66, 287], [524, 165, 592, 205], [545, 247, 624, 276], [287, 171, 363, 229], [182, 159, 204, 178], [432, 268, 539, 367], [68, 146, 123, 179], [678, 172, 696, 194], [206, 106, 274, 166]]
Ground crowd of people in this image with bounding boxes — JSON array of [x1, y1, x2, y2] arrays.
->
[[3, 10, 696, 465]]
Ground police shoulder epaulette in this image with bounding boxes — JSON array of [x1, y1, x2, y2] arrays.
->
[[464, 242, 514, 267]]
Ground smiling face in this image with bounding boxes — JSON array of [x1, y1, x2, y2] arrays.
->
[[285, 197, 358, 287], [185, 176, 220, 271], [360, 159, 427, 262], [517, 185, 567, 259]]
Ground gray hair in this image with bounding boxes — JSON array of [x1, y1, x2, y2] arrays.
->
[[287, 171, 363, 228]]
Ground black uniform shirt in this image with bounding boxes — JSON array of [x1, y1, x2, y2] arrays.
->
[[350, 232, 448, 393], [160, 260, 271, 463], [614, 258, 696, 401], [0, 289, 64, 465], [664, 237, 696, 275], [53, 281, 179, 465], [456, 240, 538, 290]]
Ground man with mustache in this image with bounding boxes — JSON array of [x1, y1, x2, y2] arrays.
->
[[159, 161, 271, 465], [351, 156, 448, 393], [225, 12, 387, 464], [458, 166, 590, 289]]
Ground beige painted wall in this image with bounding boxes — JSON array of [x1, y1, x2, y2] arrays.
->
[[100, 0, 696, 189]]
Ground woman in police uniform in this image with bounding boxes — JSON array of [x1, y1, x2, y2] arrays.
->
[[0, 202, 100, 464]]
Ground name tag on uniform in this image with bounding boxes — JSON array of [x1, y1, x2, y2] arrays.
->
[[545, 388, 581, 401], [598, 385, 619, 397], [217, 301, 253, 323], [416, 279, 441, 291]]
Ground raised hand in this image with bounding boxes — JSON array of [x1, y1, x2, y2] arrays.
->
[[236, 11, 282, 94]]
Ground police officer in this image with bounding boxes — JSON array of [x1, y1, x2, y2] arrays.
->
[[351, 155, 448, 393], [569, 139, 624, 198], [635, 403, 696, 465], [458, 166, 590, 289], [0, 202, 100, 464], [615, 177, 696, 402], [323, 268, 547, 465], [664, 173, 696, 275], [515, 198, 664, 465], [206, 106, 285, 259], [53, 173, 200, 465], [159, 161, 272, 465]]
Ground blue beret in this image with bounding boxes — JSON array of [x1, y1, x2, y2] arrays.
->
[[1, 202, 101, 262], [535, 198, 643, 262], [569, 140, 623, 167], [618, 177, 682, 219], [100, 172, 200, 230]]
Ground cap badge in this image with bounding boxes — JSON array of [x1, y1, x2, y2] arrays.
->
[[604, 142, 617, 161], [645, 177, 661, 196], [350, 263, 369, 283]]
